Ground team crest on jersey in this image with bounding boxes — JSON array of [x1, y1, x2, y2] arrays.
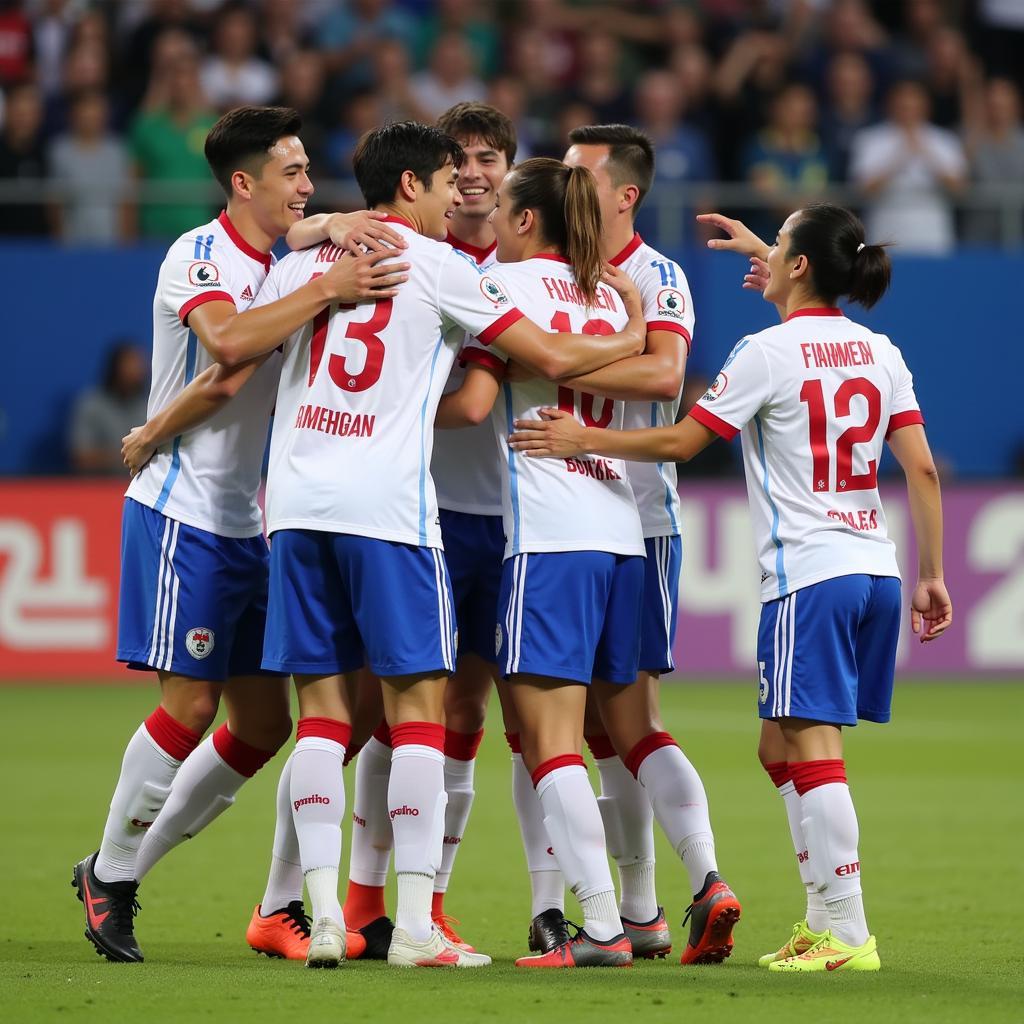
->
[[480, 276, 510, 307], [188, 261, 221, 287], [702, 372, 728, 402], [185, 627, 215, 660], [656, 288, 686, 320]]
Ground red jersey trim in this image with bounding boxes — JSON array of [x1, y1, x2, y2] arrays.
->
[[477, 308, 525, 345], [689, 404, 739, 440], [179, 290, 234, 325], [886, 409, 925, 438], [217, 211, 272, 271], [609, 233, 643, 267], [461, 347, 506, 374], [447, 231, 496, 265], [785, 306, 844, 321], [380, 213, 416, 230], [528, 252, 571, 264], [647, 320, 692, 353]]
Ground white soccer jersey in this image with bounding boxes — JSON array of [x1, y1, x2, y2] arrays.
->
[[612, 234, 694, 538], [259, 219, 526, 546], [431, 232, 504, 516], [127, 211, 280, 538], [690, 308, 924, 601], [463, 255, 645, 560]]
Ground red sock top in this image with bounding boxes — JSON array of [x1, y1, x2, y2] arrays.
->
[[585, 734, 617, 760], [212, 724, 275, 778], [390, 721, 445, 751], [504, 731, 522, 754], [444, 727, 484, 761], [372, 719, 392, 747], [145, 706, 202, 762], [624, 730, 678, 779], [531, 753, 585, 788], [763, 760, 792, 788], [789, 759, 847, 795], [296, 716, 352, 748]]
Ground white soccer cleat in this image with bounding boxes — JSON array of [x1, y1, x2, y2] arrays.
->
[[304, 917, 346, 968], [387, 925, 492, 967]]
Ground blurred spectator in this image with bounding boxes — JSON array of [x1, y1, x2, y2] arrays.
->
[[487, 74, 534, 159], [963, 78, 1024, 245], [33, 0, 76, 99], [260, 0, 316, 66], [42, 38, 113, 139], [798, 0, 889, 100], [129, 42, 217, 239], [0, 80, 48, 236], [669, 44, 716, 135], [326, 89, 382, 185], [890, 0, 945, 81], [507, 28, 566, 154], [413, 0, 499, 78], [973, 0, 1024, 91], [409, 31, 486, 121], [0, 0, 32, 87], [370, 37, 430, 123], [48, 88, 132, 244], [69, 340, 149, 476], [547, 99, 596, 158], [922, 26, 983, 129], [318, 0, 415, 91], [569, 31, 631, 126], [742, 82, 828, 237], [850, 79, 967, 254], [272, 49, 329, 176], [200, 1, 278, 111], [821, 51, 876, 180]]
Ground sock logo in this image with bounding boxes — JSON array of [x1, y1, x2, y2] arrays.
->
[[835, 861, 860, 876], [443, 835, 461, 845], [546, 846, 554, 856], [130, 818, 154, 829], [293, 794, 330, 812], [389, 805, 419, 820], [352, 812, 366, 828], [797, 849, 809, 863]]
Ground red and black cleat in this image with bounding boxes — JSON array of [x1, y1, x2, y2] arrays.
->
[[679, 871, 741, 965], [72, 853, 144, 963], [516, 926, 633, 968]]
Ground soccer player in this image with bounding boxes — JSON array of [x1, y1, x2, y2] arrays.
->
[[221, 122, 646, 967], [340, 102, 519, 958], [73, 105, 407, 964], [540, 124, 740, 964], [509, 202, 953, 974], [437, 157, 647, 968]]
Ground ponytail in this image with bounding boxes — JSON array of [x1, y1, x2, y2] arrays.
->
[[505, 158, 605, 305], [787, 203, 892, 309]]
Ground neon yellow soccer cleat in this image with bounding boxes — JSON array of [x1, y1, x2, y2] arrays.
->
[[768, 931, 881, 973], [758, 920, 825, 967]]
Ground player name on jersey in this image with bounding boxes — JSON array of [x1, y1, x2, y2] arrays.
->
[[292, 405, 376, 438], [801, 340, 875, 368]]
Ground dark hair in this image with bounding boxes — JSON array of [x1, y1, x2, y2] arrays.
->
[[505, 158, 604, 304], [567, 123, 655, 216], [204, 105, 303, 197], [102, 339, 142, 393], [786, 203, 891, 309], [353, 121, 465, 208], [436, 101, 517, 164]]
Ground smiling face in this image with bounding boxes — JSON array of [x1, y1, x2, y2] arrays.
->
[[452, 135, 509, 227], [245, 134, 314, 237], [488, 170, 529, 262], [417, 159, 463, 240]]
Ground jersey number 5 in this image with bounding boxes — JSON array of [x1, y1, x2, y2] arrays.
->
[[550, 311, 615, 428], [799, 377, 882, 492]]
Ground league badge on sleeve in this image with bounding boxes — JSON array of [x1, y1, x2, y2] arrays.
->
[[656, 288, 686, 321], [188, 262, 221, 287], [702, 372, 728, 402], [480, 276, 511, 307], [185, 627, 216, 660]]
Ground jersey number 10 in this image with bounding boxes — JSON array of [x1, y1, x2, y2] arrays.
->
[[799, 377, 882, 493], [549, 311, 615, 428]]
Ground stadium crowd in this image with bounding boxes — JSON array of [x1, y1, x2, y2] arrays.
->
[[0, 0, 1022, 252]]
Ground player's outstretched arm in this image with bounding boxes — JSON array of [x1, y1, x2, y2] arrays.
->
[[509, 407, 717, 463], [558, 328, 687, 401], [192, 248, 410, 367], [493, 266, 645, 379], [435, 365, 502, 428], [887, 423, 953, 642], [121, 358, 268, 475], [285, 210, 409, 253], [697, 213, 771, 261]]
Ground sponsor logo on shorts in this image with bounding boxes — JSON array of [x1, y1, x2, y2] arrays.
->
[[185, 627, 215, 660], [702, 371, 728, 402], [188, 261, 220, 287], [293, 794, 330, 812], [656, 287, 686, 320], [390, 805, 419, 820], [479, 275, 510, 307], [835, 861, 860, 877]]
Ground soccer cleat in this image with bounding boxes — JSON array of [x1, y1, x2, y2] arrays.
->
[[246, 902, 311, 960], [769, 931, 880, 973], [432, 913, 476, 953], [758, 920, 825, 967], [516, 928, 633, 968], [347, 915, 394, 960], [71, 854, 143, 963], [679, 871, 741, 965], [387, 926, 492, 967], [621, 906, 672, 959], [528, 908, 571, 953], [305, 917, 346, 968]]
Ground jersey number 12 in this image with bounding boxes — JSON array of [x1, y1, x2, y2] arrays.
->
[[799, 377, 881, 493]]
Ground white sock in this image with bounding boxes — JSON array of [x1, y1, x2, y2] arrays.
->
[[348, 737, 393, 887], [828, 893, 869, 947], [134, 734, 248, 881], [777, 779, 827, 930], [636, 742, 718, 895], [291, 736, 345, 924], [260, 751, 303, 914], [95, 720, 187, 882], [594, 754, 657, 922], [511, 751, 563, 915], [389, 735, 446, 941], [535, 761, 619, 941], [434, 755, 475, 894]]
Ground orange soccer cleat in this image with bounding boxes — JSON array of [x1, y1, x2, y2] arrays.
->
[[246, 902, 311, 960], [679, 872, 742, 965], [515, 928, 633, 968]]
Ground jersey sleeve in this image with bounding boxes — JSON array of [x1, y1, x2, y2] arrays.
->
[[459, 334, 508, 375], [437, 249, 525, 345], [638, 259, 694, 352], [886, 344, 925, 438], [162, 237, 236, 326], [688, 338, 771, 440]]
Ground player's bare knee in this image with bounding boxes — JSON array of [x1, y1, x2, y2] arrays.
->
[[163, 690, 219, 735], [444, 691, 487, 734]]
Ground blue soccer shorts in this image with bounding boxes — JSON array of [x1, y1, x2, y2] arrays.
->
[[496, 550, 644, 685], [263, 529, 457, 679], [117, 498, 280, 682], [757, 573, 902, 727], [639, 534, 682, 674], [439, 509, 505, 665]]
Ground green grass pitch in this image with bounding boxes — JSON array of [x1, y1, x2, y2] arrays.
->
[[2, 681, 1022, 1023]]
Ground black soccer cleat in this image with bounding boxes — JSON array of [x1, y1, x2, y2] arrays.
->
[[357, 915, 396, 960], [528, 908, 571, 954], [72, 853, 144, 963]]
